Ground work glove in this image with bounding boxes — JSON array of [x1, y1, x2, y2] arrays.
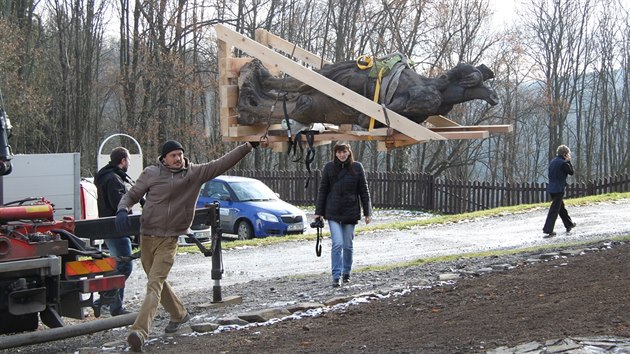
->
[[115, 209, 131, 233]]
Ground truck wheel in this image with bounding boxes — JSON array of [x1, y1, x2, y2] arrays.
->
[[40, 306, 64, 328], [0, 311, 38, 334], [236, 220, 254, 240]]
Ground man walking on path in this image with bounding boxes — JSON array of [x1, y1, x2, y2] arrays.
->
[[115, 140, 261, 352], [94, 146, 134, 316], [543, 144, 576, 238]]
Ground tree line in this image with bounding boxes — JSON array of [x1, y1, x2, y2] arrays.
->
[[0, 0, 627, 184]]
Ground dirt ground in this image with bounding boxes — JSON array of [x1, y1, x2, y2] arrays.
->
[[3, 202, 630, 353], [142, 242, 630, 353]]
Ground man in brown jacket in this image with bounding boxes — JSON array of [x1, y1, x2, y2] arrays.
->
[[116, 140, 260, 352]]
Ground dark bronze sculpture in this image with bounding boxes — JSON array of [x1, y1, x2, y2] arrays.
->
[[236, 54, 499, 129]]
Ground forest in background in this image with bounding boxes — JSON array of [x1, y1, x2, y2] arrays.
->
[[0, 0, 628, 183]]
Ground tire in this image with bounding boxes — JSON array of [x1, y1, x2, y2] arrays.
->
[[236, 220, 254, 240], [0, 311, 38, 334]]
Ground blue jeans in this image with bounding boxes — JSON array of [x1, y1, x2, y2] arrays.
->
[[328, 220, 355, 280], [104, 236, 133, 315]]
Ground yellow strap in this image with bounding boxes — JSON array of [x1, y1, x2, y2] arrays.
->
[[368, 67, 385, 135], [356, 55, 373, 70]]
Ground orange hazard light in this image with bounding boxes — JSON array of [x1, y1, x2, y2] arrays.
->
[[65, 258, 117, 277]]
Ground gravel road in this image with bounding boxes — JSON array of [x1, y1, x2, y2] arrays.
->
[[125, 199, 630, 300]]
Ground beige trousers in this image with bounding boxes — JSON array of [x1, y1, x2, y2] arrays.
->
[[130, 235, 187, 340]]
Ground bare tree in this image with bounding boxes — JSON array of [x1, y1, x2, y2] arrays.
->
[[583, 0, 629, 178], [522, 0, 596, 164], [0, 1, 52, 155]]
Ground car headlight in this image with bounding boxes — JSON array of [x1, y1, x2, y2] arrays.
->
[[257, 212, 279, 223]]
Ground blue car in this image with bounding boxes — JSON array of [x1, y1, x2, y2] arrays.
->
[[196, 175, 307, 239]]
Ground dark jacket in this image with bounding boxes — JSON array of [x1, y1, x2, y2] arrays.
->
[[118, 143, 252, 237], [315, 160, 372, 224], [95, 163, 129, 217], [547, 155, 574, 194]]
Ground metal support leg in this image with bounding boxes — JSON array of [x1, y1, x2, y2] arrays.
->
[[192, 203, 241, 307], [210, 202, 223, 303]]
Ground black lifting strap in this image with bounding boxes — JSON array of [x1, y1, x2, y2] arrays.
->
[[290, 129, 317, 189], [304, 131, 317, 189], [289, 130, 304, 162], [283, 95, 293, 145], [315, 223, 322, 257], [284, 96, 304, 162]]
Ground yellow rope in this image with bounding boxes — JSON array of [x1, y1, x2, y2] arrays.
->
[[368, 67, 385, 135]]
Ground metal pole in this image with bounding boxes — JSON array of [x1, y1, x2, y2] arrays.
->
[[0, 312, 137, 350], [210, 202, 223, 303]]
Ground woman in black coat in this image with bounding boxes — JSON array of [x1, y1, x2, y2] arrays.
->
[[314, 142, 372, 287]]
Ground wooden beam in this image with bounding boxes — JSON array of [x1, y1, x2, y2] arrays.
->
[[218, 40, 231, 136], [224, 57, 253, 78], [255, 29, 331, 69], [377, 139, 427, 151], [214, 24, 445, 143], [271, 142, 287, 152], [425, 115, 460, 127], [436, 131, 489, 140], [220, 85, 238, 108], [228, 125, 269, 136], [386, 131, 489, 142], [430, 125, 512, 133]]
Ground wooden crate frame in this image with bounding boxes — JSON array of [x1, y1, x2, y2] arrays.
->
[[215, 24, 512, 151]]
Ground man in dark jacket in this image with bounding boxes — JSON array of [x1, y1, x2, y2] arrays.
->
[[94, 146, 133, 316], [542, 144, 576, 238], [117, 140, 260, 352]]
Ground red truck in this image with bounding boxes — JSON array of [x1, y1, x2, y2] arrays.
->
[[0, 107, 126, 334]]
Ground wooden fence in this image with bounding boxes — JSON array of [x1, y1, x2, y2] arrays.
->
[[228, 170, 630, 214]]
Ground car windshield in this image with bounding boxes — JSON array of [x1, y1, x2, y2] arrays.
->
[[230, 180, 279, 202]]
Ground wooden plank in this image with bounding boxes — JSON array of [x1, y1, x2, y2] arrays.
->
[[377, 140, 427, 151], [220, 108, 238, 121], [271, 142, 288, 152], [385, 131, 488, 142], [338, 124, 353, 131], [224, 135, 286, 142], [214, 24, 445, 143], [229, 56, 281, 76], [218, 40, 230, 136], [430, 125, 512, 133], [425, 115, 460, 127], [220, 85, 238, 108], [436, 131, 489, 140], [481, 125, 512, 133], [321, 127, 385, 137], [228, 125, 269, 136], [227, 57, 253, 76], [255, 29, 331, 69]]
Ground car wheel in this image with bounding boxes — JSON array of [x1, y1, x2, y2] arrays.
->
[[236, 220, 254, 240]]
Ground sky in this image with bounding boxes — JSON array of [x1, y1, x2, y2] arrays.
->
[[488, 0, 518, 26]]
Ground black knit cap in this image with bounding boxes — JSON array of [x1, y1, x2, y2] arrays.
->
[[160, 140, 185, 158]]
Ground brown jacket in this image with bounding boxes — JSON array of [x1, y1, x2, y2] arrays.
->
[[117, 143, 252, 237]]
